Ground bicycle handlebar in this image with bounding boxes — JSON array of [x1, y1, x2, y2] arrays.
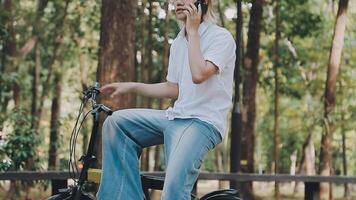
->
[[83, 82, 100, 102], [83, 82, 113, 116]]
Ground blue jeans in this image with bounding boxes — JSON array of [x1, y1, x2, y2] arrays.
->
[[96, 108, 222, 200]]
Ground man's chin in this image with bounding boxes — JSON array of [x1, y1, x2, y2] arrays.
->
[[176, 13, 186, 21]]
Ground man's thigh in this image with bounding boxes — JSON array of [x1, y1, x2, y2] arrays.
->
[[104, 108, 169, 148], [161, 119, 222, 199]]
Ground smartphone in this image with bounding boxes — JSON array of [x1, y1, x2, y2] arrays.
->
[[194, 0, 208, 15]]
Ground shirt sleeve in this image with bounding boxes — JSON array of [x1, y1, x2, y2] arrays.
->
[[166, 45, 179, 83], [203, 31, 236, 73]]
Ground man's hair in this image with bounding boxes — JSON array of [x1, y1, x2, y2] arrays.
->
[[203, 0, 216, 23]]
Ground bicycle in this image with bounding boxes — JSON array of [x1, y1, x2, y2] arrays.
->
[[47, 82, 241, 200]]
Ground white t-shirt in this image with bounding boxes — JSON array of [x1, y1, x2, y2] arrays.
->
[[165, 21, 236, 139]]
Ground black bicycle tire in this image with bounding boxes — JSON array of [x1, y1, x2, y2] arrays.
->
[[202, 193, 241, 200]]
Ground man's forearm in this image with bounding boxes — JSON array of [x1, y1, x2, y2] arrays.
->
[[187, 32, 219, 84], [188, 34, 207, 83], [130, 82, 178, 99]]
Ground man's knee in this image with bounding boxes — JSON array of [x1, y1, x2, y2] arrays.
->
[[103, 110, 129, 129], [102, 110, 126, 141]]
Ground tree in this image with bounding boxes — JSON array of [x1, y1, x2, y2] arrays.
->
[[240, 0, 264, 199], [2, 0, 19, 109], [230, 0, 243, 191], [48, 67, 63, 170], [319, 0, 349, 199], [47, 0, 71, 172], [340, 111, 350, 198], [95, 0, 137, 166], [137, 0, 147, 108], [140, 0, 153, 172], [273, 0, 281, 198], [33, 0, 70, 132], [30, 0, 49, 130]]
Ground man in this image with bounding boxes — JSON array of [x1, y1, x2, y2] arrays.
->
[[97, 0, 236, 199]]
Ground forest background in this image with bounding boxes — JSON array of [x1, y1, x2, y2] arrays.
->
[[0, 0, 355, 199]]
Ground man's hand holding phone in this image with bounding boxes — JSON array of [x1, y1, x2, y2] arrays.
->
[[184, 2, 202, 36]]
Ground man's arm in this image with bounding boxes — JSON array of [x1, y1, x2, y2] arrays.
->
[[187, 34, 218, 84], [100, 81, 179, 99], [185, 3, 218, 84], [132, 82, 178, 98]]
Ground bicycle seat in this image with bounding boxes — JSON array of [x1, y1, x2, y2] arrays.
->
[[200, 189, 241, 200], [141, 174, 165, 190]]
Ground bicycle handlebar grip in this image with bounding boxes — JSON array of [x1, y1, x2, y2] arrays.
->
[[91, 82, 100, 101], [100, 104, 113, 116]]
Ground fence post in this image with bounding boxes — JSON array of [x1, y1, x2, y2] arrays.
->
[[304, 182, 319, 200]]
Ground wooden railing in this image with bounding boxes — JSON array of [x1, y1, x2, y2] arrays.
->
[[1, 171, 355, 200]]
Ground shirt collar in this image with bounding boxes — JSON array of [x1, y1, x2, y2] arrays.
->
[[178, 20, 211, 38]]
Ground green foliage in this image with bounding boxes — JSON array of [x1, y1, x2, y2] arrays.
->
[[0, 159, 12, 171], [281, 0, 322, 38], [253, 0, 356, 174], [0, 1, 355, 191], [2, 110, 41, 171]]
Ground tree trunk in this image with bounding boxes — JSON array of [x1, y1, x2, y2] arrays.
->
[[215, 5, 227, 189], [3, 0, 19, 109], [138, 0, 147, 108], [301, 132, 316, 175], [294, 92, 316, 194], [240, 0, 264, 199], [139, 0, 151, 108], [273, 0, 281, 198], [294, 133, 315, 196], [153, 145, 161, 171], [302, 92, 317, 176], [31, 46, 41, 128], [290, 150, 297, 189], [2, 1, 20, 198], [1, 0, 48, 122], [151, 3, 170, 197], [159, 0, 170, 110], [146, 0, 154, 108], [26, 0, 70, 173], [34, 0, 70, 131], [0, 3, 8, 117], [95, 0, 137, 167], [341, 112, 350, 198], [0, 0, 14, 124], [19, 0, 49, 58], [328, 0, 336, 14], [319, 0, 349, 199], [30, 0, 49, 128], [230, 0, 243, 190], [48, 69, 62, 170], [141, 148, 150, 171], [140, 0, 154, 170]]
